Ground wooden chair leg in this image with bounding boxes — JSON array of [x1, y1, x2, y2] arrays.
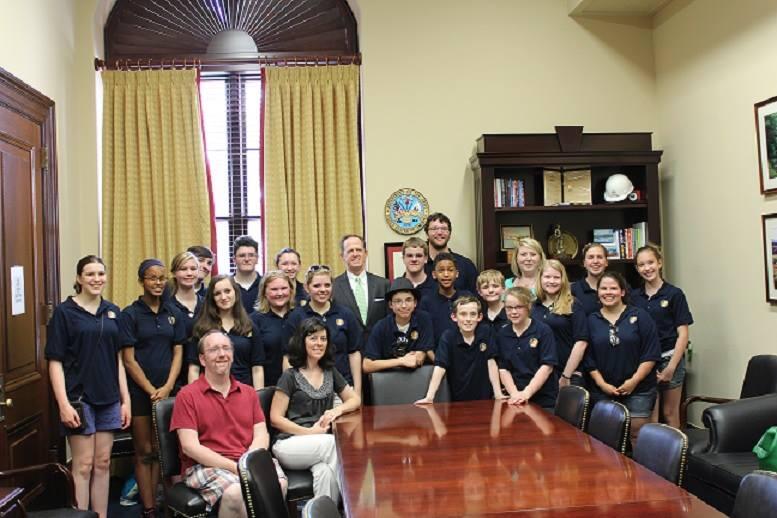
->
[[287, 499, 298, 517]]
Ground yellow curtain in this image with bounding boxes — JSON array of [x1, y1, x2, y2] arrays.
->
[[102, 69, 211, 306], [263, 65, 363, 275]]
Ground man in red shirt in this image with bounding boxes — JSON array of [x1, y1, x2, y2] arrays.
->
[[171, 330, 286, 517]]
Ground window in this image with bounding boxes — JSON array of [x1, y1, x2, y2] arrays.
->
[[199, 73, 263, 274]]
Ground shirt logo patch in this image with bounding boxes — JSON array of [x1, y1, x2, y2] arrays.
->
[[336, 318, 345, 326], [300, 299, 308, 307], [479, 343, 487, 352], [168, 315, 176, 325], [660, 300, 669, 308], [529, 337, 539, 348], [629, 316, 638, 324], [410, 330, 419, 340], [107, 310, 116, 319]]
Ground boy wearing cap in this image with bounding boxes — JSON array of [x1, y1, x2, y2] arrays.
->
[[415, 296, 503, 404], [362, 278, 434, 373]]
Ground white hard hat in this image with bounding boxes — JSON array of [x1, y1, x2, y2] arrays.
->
[[603, 173, 634, 202]]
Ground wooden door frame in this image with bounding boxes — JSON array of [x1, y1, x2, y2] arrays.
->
[[0, 67, 60, 459]]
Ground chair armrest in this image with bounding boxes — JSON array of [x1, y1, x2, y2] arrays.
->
[[704, 393, 777, 453], [680, 395, 733, 428]]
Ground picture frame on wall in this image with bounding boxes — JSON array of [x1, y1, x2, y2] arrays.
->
[[500, 225, 534, 251], [761, 213, 777, 303], [384, 242, 405, 280], [755, 95, 777, 194]]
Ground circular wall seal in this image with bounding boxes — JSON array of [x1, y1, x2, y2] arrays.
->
[[384, 188, 429, 235]]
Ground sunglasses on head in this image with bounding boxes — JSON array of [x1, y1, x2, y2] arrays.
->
[[307, 264, 331, 274]]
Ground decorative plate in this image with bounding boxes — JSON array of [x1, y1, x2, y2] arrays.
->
[[384, 188, 429, 235]]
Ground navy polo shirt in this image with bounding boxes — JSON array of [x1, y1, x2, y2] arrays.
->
[[571, 280, 600, 316], [185, 323, 265, 386], [531, 300, 589, 371], [251, 310, 288, 386], [495, 319, 559, 407], [294, 280, 309, 306], [364, 311, 434, 361], [196, 284, 207, 299], [405, 273, 437, 303], [631, 282, 693, 353], [169, 295, 202, 385], [45, 297, 122, 405], [424, 251, 478, 293], [585, 305, 661, 393], [119, 298, 187, 395], [283, 302, 362, 384], [481, 306, 508, 334], [237, 274, 262, 315], [418, 289, 474, 343], [435, 326, 496, 401]]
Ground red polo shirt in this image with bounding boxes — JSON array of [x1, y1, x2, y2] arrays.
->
[[170, 375, 264, 475]]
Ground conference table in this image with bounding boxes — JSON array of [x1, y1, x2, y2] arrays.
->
[[333, 400, 723, 517]]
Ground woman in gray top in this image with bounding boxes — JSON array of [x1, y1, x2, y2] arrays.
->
[[270, 317, 361, 504]]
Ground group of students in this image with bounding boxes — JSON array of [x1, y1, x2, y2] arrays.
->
[[44, 224, 692, 518]]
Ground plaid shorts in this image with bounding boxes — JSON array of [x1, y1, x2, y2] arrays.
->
[[184, 459, 287, 511]]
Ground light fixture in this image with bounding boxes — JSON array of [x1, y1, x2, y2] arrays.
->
[[206, 29, 258, 60]]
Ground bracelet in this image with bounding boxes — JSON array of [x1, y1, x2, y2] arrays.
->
[[561, 373, 571, 380]]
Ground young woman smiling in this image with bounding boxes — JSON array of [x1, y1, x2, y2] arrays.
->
[[505, 238, 546, 295], [251, 270, 295, 386]]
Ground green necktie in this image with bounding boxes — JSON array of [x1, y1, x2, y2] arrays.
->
[[354, 276, 368, 323]]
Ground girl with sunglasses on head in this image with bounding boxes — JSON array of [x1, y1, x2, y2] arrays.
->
[[532, 260, 589, 389], [188, 275, 265, 388], [270, 318, 361, 504], [46, 255, 130, 518], [585, 271, 661, 446], [630, 244, 693, 429], [275, 247, 308, 305], [251, 270, 295, 387], [119, 258, 186, 518], [505, 238, 546, 295], [283, 265, 363, 398]]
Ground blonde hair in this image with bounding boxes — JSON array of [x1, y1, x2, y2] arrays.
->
[[256, 270, 296, 313], [510, 238, 546, 277], [167, 251, 199, 296], [535, 259, 574, 315], [477, 269, 505, 289], [504, 286, 535, 306]]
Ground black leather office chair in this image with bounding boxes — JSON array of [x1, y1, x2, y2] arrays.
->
[[682, 355, 777, 454], [151, 398, 210, 518], [257, 387, 314, 515], [633, 423, 688, 486], [0, 462, 98, 517], [554, 385, 590, 430], [587, 400, 631, 453], [731, 470, 777, 518], [368, 365, 450, 405], [302, 495, 340, 518], [238, 449, 288, 518]]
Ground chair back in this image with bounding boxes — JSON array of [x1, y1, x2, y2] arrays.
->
[[587, 400, 631, 453], [238, 449, 288, 518], [257, 386, 277, 440], [731, 470, 777, 518], [554, 385, 590, 430], [302, 495, 341, 518], [740, 355, 777, 399], [368, 365, 450, 405], [151, 397, 180, 478], [633, 423, 688, 486]]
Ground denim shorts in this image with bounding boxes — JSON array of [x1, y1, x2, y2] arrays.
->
[[62, 400, 122, 436], [619, 390, 657, 419], [657, 355, 686, 391]]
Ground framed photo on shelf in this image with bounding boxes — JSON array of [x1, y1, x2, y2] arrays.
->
[[384, 242, 405, 280], [755, 95, 777, 194], [500, 225, 534, 251], [762, 214, 777, 303]]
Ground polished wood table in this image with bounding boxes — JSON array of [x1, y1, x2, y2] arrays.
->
[[334, 400, 723, 517]]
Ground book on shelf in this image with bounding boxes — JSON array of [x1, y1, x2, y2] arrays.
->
[[493, 178, 525, 208], [592, 222, 647, 259]]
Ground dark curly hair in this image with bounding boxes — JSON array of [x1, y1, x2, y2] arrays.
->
[[287, 317, 334, 369]]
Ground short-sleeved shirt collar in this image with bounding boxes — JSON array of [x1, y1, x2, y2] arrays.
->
[[195, 374, 244, 396]]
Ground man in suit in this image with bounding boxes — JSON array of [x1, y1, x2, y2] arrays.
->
[[332, 234, 390, 344]]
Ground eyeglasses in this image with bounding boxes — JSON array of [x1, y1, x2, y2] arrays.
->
[[204, 345, 233, 355], [505, 304, 527, 313], [428, 226, 450, 233], [307, 264, 331, 274], [144, 276, 167, 284], [609, 325, 620, 347]]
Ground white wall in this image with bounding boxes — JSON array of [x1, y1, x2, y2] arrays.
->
[[654, 0, 777, 402], [356, 0, 659, 274], [0, 0, 100, 296]]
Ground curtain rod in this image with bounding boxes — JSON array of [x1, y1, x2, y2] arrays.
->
[[94, 54, 361, 71]]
